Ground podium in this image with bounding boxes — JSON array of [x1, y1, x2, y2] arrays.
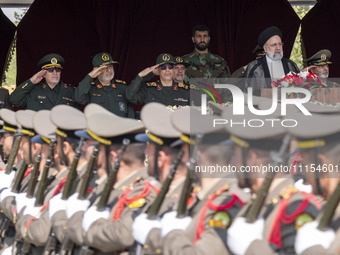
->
[[260, 88, 340, 105]]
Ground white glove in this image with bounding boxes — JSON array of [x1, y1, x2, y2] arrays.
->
[[294, 179, 312, 193], [132, 213, 161, 244], [48, 193, 67, 220], [227, 217, 264, 255], [161, 211, 192, 237], [295, 221, 335, 254], [82, 206, 110, 232], [1, 245, 12, 255], [65, 193, 90, 219], [23, 203, 43, 219], [0, 188, 17, 202], [16, 194, 34, 214], [0, 171, 15, 189]]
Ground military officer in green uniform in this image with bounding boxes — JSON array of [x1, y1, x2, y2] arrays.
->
[[75, 52, 135, 118], [304, 49, 340, 88], [9, 54, 77, 110], [182, 25, 230, 80], [126, 53, 190, 106]]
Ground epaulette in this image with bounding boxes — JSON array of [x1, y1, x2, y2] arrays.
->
[[115, 79, 126, 85], [146, 82, 157, 87], [178, 83, 189, 90]]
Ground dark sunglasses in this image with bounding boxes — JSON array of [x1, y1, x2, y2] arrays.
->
[[46, 67, 62, 73], [160, 64, 174, 70]]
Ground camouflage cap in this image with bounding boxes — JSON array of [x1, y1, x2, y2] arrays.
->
[[50, 105, 86, 138], [92, 52, 119, 67], [15, 110, 36, 136], [156, 53, 175, 65], [37, 53, 64, 69], [33, 110, 57, 142], [306, 49, 332, 66], [0, 109, 17, 133], [174, 56, 190, 67]]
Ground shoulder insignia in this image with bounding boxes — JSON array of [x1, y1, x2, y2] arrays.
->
[[173, 84, 178, 91], [146, 82, 157, 87], [178, 83, 189, 90], [295, 213, 313, 230], [209, 211, 231, 229], [97, 84, 102, 89], [128, 198, 146, 208], [280, 185, 298, 199], [22, 83, 28, 89], [115, 79, 126, 85]]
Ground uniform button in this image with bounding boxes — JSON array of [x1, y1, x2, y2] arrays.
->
[[40, 101, 43, 103], [156, 249, 161, 254], [143, 245, 149, 249]]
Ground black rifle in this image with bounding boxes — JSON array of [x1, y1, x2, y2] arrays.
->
[[26, 148, 43, 198], [4, 135, 21, 174]]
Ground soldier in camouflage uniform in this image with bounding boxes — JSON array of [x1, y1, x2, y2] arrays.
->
[[182, 25, 230, 80]]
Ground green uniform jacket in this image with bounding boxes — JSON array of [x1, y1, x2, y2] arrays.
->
[[9, 79, 77, 110], [75, 75, 134, 118], [182, 50, 231, 80], [126, 75, 189, 106]]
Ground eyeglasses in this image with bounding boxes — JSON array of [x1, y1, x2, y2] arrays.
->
[[45, 68, 62, 73], [159, 64, 174, 70], [266, 42, 284, 48]]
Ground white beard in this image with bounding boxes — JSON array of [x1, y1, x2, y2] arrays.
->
[[267, 50, 283, 61]]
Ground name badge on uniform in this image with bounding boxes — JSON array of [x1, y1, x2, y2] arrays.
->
[[119, 102, 126, 112], [37, 95, 47, 99]]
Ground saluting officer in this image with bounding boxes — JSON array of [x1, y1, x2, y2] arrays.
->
[[75, 52, 135, 118], [127, 53, 190, 107], [10, 54, 77, 110]]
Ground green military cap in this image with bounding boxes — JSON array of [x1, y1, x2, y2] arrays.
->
[[37, 53, 64, 70], [306, 49, 332, 66], [33, 110, 57, 143], [85, 104, 144, 145], [0, 109, 18, 133], [139, 102, 180, 145], [15, 110, 36, 136], [50, 105, 87, 138], [174, 56, 190, 67], [156, 53, 175, 65], [92, 52, 119, 67], [222, 106, 286, 150]]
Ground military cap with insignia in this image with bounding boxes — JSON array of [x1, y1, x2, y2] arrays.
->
[[0, 109, 18, 133], [84, 103, 144, 145], [50, 105, 86, 139], [156, 53, 175, 66], [258, 26, 282, 48], [15, 110, 36, 137], [92, 52, 119, 68], [136, 102, 181, 146], [306, 49, 332, 66], [37, 53, 64, 70], [174, 56, 190, 68], [31, 110, 57, 144]]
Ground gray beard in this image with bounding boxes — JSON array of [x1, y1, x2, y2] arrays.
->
[[267, 51, 283, 61]]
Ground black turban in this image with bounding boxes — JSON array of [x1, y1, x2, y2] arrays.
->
[[258, 26, 282, 48]]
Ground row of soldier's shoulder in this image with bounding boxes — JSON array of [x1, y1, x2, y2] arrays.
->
[[145, 81, 199, 90]]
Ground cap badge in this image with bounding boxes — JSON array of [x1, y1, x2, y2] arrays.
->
[[162, 54, 170, 61], [176, 57, 183, 63], [102, 54, 110, 61], [51, 58, 57, 65], [321, 54, 326, 61]]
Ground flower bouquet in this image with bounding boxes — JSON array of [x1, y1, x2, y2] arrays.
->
[[271, 71, 324, 91]]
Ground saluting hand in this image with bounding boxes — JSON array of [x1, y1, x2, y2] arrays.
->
[[30, 70, 47, 84], [138, 64, 159, 78], [89, 66, 107, 79]]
